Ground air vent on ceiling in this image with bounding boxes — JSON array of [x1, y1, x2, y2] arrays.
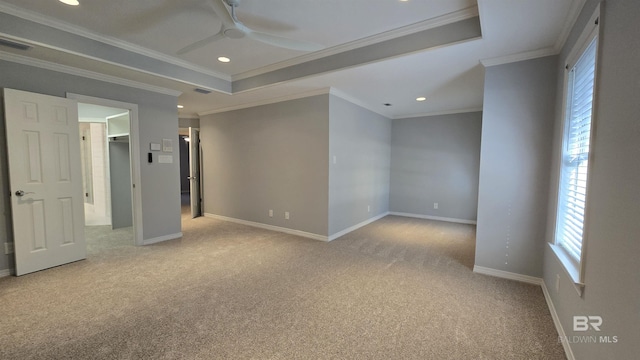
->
[[194, 88, 212, 94], [0, 38, 32, 51]]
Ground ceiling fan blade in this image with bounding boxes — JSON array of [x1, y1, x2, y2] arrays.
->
[[247, 31, 324, 52], [177, 31, 225, 55], [205, 0, 323, 52], [209, 0, 236, 27]]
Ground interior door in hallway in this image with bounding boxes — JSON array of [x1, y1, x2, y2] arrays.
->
[[3, 88, 86, 276]]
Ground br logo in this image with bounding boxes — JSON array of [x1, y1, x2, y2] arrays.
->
[[573, 316, 602, 331]]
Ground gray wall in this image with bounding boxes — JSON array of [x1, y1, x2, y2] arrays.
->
[[0, 60, 182, 272], [390, 112, 482, 222], [328, 95, 391, 236], [475, 56, 557, 277], [200, 95, 330, 236], [543, 1, 640, 359]]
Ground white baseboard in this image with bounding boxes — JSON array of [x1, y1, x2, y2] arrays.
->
[[328, 212, 389, 241], [204, 214, 328, 242], [541, 281, 575, 360], [142, 232, 183, 245], [473, 267, 573, 359], [389, 212, 477, 225], [0, 269, 11, 278], [473, 265, 542, 285]]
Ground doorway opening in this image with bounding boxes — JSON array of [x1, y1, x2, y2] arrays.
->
[[179, 133, 190, 210], [179, 126, 202, 219], [78, 103, 134, 246], [69, 93, 143, 245]]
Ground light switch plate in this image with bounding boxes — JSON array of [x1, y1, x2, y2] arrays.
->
[[162, 138, 173, 152], [150, 143, 161, 151]]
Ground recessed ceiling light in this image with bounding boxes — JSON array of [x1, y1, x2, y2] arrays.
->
[[218, 56, 231, 63], [59, 0, 80, 5], [399, 0, 410, 2], [416, 97, 427, 102], [177, 105, 184, 109]]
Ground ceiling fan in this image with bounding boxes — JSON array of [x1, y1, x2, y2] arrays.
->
[[177, 0, 324, 55]]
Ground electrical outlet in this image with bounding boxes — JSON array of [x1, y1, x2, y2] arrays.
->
[[285, 211, 290, 220], [555, 274, 560, 292], [269, 209, 273, 217], [434, 202, 439, 209], [4, 242, 14, 255]]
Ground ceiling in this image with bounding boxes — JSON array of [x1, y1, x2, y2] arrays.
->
[[0, 0, 582, 119]]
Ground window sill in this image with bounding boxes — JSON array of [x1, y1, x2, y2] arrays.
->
[[549, 243, 584, 297]]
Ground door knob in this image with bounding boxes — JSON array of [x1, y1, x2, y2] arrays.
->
[[15, 190, 34, 197]]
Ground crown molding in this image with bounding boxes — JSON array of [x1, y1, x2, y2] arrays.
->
[[393, 107, 483, 120], [553, 0, 588, 53], [199, 87, 392, 119], [198, 88, 332, 116], [0, 31, 230, 95], [480, 47, 557, 68], [328, 88, 392, 119], [0, 51, 182, 97], [0, 1, 232, 82], [232, 6, 479, 81]]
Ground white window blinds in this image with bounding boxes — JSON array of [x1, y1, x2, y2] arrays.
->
[[556, 37, 598, 261]]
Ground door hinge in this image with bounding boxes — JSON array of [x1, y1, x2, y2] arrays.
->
[[82, 136, 86, 141], [85, 192, 89, 197]]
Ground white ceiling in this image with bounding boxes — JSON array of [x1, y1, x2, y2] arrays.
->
[[0, 0, 582, 118]]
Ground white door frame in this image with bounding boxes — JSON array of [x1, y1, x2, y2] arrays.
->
[[66, 93, 143, 246], [189, 127, 202, 218]]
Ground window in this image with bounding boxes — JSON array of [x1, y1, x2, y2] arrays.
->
[[554, 11, 599, 286]]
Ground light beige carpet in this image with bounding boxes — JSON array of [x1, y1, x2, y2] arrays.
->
[[0, 211, 565, 359]]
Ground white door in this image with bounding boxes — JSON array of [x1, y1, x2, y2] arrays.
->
[[189, 127, 201, 218], [3, 89, 86, 276]]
